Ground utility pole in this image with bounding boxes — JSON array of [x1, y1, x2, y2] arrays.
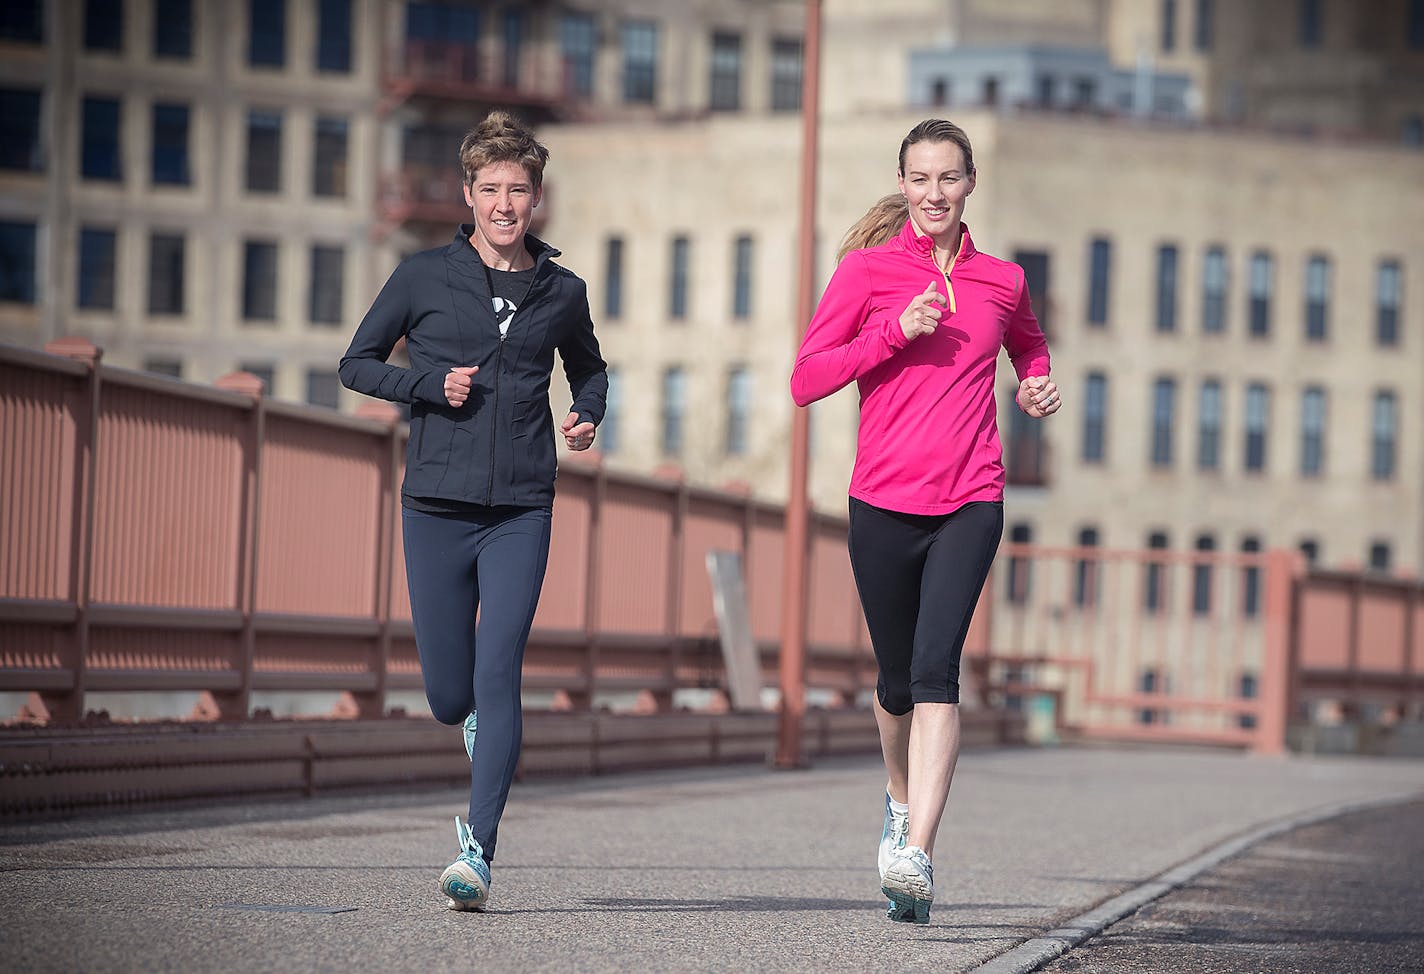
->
[[775, 0, 822, 770]]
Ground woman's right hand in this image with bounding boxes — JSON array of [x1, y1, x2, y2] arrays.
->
[[899, 280, 946, 341], [444, 366, 479, 407]]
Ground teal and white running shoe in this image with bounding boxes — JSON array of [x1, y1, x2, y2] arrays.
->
[[878, 792, 913, 921], [463, 710, 478, 761], [881, 845, 934, 924], [439, 815, 490, 911]]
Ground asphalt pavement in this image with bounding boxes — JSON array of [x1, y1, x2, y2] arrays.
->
[[1, 745, 1422, 973]]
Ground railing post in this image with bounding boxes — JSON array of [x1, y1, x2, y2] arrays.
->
[[1255, 548, 1299, 754], [214, 371, 266, 720], [42, 337, 102, 723]]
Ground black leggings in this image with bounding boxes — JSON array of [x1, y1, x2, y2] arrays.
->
[[847, 497, 1003, 714]]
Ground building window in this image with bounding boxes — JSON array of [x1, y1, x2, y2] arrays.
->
[[771, 37, 802, 111], [313, 116, 348, 197], [1137, 668, 1163, 725], [1194, 0, 1213, 50], [1087, 236, 1111, 326], [1248, 250, 1272, 337], [144, 357, 183, 378], [249, 0, 286, 68], [246, 110, 282, 193], [1075, 526, 1099, 609], [726, 366, 751, 456], [1405, 116, 1424, 147], [1369, 542, 1392, 574], [1035, 75, 1054, 108], [306, 368, 340, 409], [931, 78, 949, 106], [0, 89, 43, 172], [1155, 244, 1178, 332], [1244, 382, 1269, 473], [1082, 371, 1107, 463], [1151, 377, 1175, 468], [1376, 260, 1401, 346], [1161, 0, 1177, 51], [601, 367, 620, 453], [661, 366, 685, 456], [1202, 245, 1227, 333], [151, 103, 191, 186], [1371, 390, 1397, 481], [243, 240, 278, 321], [147, 232, 185, 315], [317, 0, 352, 73], [1144, 530, 1169, 614], [239, 361, 275, 396], [1197, 379, 1221, 471], [1005, 402, 1046, 486], [669, 235, 689, 320], [604, 236, 623, 319], [1300, 386, 1326, 477], [1240, 535, 1261, 618], [1192, 533, 1214, 616], [1299, 0, 1322, 47], [622, 21, 658, 104], [1412, 0, 1424, 50], [153, 0, 192, 59], [982, 76, 1000, 106], [1016, 250, 1051, 338], [561, 12, 596, 98], [84, 0, 123, 52], [709, 31, 742, 111], [502, 7, 524, 88], [732, 234, 753, 320], [1305, 254, 1329, 341], [77, 227, 117, 310], [1006, 522, 1032, 605], [80, 96, 121, 180], [0, 2, 43, 43], [309, 245, 344, 325], [0, 221, 38, 304], [1299, 538, 1319, 568]]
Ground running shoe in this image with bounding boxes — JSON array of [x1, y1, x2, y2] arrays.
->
[[881, 845, 934, 924], [877, 791, 910, 878], [463, 710, 478, 762], [439, 815, 490, 911]]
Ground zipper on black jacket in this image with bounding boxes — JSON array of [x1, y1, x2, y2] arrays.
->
[[486, 332, 505, 505]]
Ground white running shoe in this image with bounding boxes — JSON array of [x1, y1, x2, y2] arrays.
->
[[881, 845, 934, 924]]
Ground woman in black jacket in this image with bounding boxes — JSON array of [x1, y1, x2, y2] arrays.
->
[[340, 110, 607, 912]]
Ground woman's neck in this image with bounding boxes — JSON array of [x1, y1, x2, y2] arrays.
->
[[469, 226, 532, 271], [930, 222, 964, 271]]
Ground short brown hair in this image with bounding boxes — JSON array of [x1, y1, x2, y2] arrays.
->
[[459, 110, 549, 189]]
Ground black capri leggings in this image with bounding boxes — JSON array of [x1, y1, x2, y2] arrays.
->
[[847, 497, 1003, 714]]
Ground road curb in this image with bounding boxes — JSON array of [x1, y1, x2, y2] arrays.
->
[[966, 789, 1424, 974]]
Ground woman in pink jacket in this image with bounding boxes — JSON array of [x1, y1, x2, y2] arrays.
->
[[791, 119, 1061, 923]]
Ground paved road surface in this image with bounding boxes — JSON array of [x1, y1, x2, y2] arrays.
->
[[2, 746, 1422, 973]]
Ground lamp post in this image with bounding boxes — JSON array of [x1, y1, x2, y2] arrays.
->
[[775, 0, 822, 770]]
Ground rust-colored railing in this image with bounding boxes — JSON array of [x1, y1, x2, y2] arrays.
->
[[0, 340, 871, 725]]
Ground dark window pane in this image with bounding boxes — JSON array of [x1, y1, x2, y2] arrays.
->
[[1082, 371, 1107, 463], [502, 8, 523, 88], [1151, 377, 1175, 467], [1155, 244, 1178, 332], [1194, 0, 1213, 50], [1300, 0, 1321, 47], [154, 0, 192, 58], [710, 31, 742, 111], [317, 0, 351, 73], [313, 116, 347, 197], [1376, 260, 1401, 346], [0, 89, 43, 172], [309, 245, 344, 324], [605, 236, 623, 319], [1201, 245, 1227, 333], [601, 367, 620, 453], [669, 235, 689, 319], [1248, 250, 1272, 336], [0, 2, 43, 43], [144, 357, 183, 378], [148, 232, 185, 314], [1197, 379, 1221, 471], [1299, 539, 1319, 567], [1371, 391, 1397, 480], [1075, 527, 1099, 609], [1300, 387, 1326, 477], [1005, 399, 1046, 486], [81, 96, 121, 180], [622, 21, 658, 104], [0, 221, 38, 303], [239, 361, 275, 396], [1087, 237, 1110, 325], [1305, 254, 1329, 340], [1413, 0, 1424, 49], [661, 366, 685, 455], [1161, 0, 1176, 50], [1240, 535, 1261, 618], [243, 240, 278, 321], [1144, 530, 1169, 614], [725, 366, 750, 455], [151, 102, 190, 185], [249, 0, 286, 67], [1015, 250, 1051, 339], [771, 37, 802, 111], [85, 0, 123, 51], [306, 369, 340, 409], [78, 227, 117, 310], [732, 235, 753, 319], [246, 110, 281, 193], [1007, 523, 1032, 605], [1369, 542, 1391, 573], [1192, 534, 1214, 616], [1244, 383, 1270, 472], [561, 13, 596, 98]]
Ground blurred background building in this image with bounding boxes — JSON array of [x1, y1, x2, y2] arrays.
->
[[2, 0, 1421, 579]]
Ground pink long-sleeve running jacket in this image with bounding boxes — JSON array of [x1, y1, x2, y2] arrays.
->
[[790, 219, 1051, 516]]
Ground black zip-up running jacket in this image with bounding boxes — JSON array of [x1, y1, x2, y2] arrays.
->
[[339, 226, 608, 508]]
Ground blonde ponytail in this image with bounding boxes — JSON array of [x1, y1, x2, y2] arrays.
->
[[836, 194, 908, 262]]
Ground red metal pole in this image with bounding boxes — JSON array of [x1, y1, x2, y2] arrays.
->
[[775, 0, 822, 769]]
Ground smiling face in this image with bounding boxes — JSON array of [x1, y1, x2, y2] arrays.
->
[[463, 160, 542, 252], [897, 140, 975, 241]]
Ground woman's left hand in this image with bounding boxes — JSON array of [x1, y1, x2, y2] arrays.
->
[[1017, 376, 1061, 418], [561, 412, 597, 451]]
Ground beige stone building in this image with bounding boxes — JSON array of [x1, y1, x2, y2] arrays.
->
[[2, 0, 1420, 577]]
